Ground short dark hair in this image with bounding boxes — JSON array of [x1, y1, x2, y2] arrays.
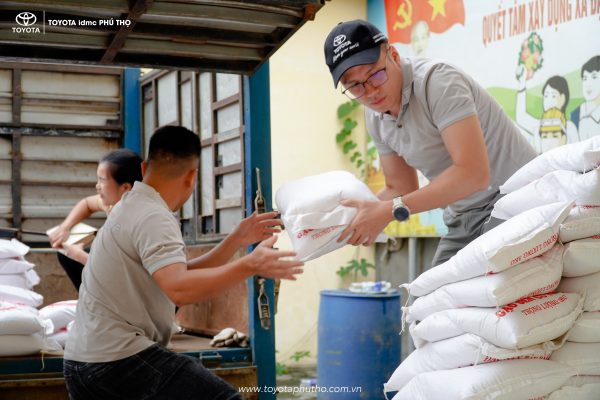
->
[[543, 76, 570, 114], [582, 55, 600, 77], [100, 149, 143, 186], [148, 125, 200, 175]]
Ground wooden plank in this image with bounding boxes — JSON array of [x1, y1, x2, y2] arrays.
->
[[122, 38, 264, 61], [212, 93, 240, 111], [131, 23, 276, 47], [0, 61, 122, 76], [214, 163, 242, 176], [101, 0, 154, 64], [0, 31, 107, 49], [11, 131, 21, 233], [147, 2, 299, 27], [215, 197, 241, 209], [0, 45, 260, 74], [0, 126, 121, 137]]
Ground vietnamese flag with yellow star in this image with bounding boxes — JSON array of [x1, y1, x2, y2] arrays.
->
[[384, 0, 465, 44]]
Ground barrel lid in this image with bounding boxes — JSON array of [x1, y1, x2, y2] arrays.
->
[[320, 289, 400, 299]]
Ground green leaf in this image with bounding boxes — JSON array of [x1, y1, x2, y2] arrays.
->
[[350, 151, 361, 162], [343, 118, 358, 131], [290, 351, 310, 362], [276, 362, 289, 375], [336, 129, 350, 143], [343, 141, 357, 154], [356, 160, 364, 168], [337, 101, 355, 119]]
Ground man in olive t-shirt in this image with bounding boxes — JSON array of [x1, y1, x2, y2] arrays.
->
[[64, 126, 304, 400]]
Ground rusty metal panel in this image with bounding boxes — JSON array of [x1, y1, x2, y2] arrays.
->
[[200, 146, 214, 215], [219, 208, 243, 234], [157, 71, 177, 126], [21, 160, 97, 184], [21, 136, 117, 162], [22, 186, 98, 218], [218, 171, 242, 200], [199, 72, 212, 140], [217, 139, 241, 168], [0, 160, 10, 180], [216, 103, 240, 133], [180, 80, 193, 131], [0, 69, 11, 123], [0, 184, 10, 217], [20, 70, 120, 127], [215, 74, 240, 101], [0, 137, 10, 158]]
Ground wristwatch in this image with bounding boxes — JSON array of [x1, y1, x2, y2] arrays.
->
[[392, 196, 411, 222]]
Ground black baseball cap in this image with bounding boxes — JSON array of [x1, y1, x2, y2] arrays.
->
[[324, 20, 388, 88]]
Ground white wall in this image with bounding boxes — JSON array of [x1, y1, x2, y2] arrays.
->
[[269, 0, 372, 366]]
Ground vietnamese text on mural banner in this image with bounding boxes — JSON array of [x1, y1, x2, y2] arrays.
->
[[367, 0, 600, 237]]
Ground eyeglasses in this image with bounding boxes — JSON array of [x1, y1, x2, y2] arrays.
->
[[342, 56, 389, 100]]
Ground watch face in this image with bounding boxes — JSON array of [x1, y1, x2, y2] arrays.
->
[[393, 206, 410, 222]]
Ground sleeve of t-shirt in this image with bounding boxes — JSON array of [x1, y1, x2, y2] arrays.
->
[[425, 64, 477, 133], [133, 211, 187, 275]]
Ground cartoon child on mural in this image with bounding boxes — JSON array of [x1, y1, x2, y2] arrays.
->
[[514, 33, 577, 153], [570, 55, 600, 141], [516, 70, 576, 153]]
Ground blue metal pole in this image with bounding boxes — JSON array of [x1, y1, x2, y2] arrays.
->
[[244, 61, 276, 399], [122, 68, 142, 155]]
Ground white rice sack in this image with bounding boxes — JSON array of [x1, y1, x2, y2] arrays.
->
[[551, 342, 600, 375], [384, 333, 559, 393], [0, 284, 43, 307], [0, 258, 35, 274], [0, 239, 30, 258], [0, 269, 40, 290], [501, 135, 600, 193], [493, 169, 600, 220], [568, 311, 600, 343], [39, 300, 77, 334], [558, 271, 600, 311], [49, 328, 69, 349], [0, 333, 62, 356], [392, 359, 576, 400], [405, 201, 572, 297], [275, 170, 385, 261], [0, 301, 52, 335], [559, 206, 600, 243], [563, 238, 600, 277], [410, 292, 583, 349], [404, 243, 563, 323], [547, 376, 600, 400]]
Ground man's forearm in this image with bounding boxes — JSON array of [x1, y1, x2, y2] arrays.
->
[[403, 165, 490, 214], [187, 231, 244, 270]]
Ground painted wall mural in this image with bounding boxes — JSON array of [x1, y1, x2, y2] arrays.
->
[[367, 0, 600, 237]]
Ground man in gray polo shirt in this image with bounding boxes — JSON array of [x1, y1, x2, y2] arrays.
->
[[63, 126, 304, 399], [324, 20, 537, 266]]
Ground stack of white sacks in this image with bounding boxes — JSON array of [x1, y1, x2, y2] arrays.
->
[[385, 136, 600, 400], [0, 238, 75, 355]]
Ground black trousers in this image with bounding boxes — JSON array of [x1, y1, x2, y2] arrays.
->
[[57, 252, 84, 291]]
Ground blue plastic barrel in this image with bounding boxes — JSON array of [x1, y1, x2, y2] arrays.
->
[[317, 289, 401, 399]]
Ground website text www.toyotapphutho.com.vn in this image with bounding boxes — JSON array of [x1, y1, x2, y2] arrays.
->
[[238, 385, 362, 395]]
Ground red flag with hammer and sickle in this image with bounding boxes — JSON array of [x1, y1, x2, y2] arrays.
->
[[384, 0, 465, 44]]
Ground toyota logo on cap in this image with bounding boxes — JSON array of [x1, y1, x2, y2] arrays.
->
[[333, 34, 346, 47], [16, 12, 37, 26]]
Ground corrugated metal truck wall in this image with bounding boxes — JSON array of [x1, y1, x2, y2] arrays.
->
[[0, 63, 123, 243]]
